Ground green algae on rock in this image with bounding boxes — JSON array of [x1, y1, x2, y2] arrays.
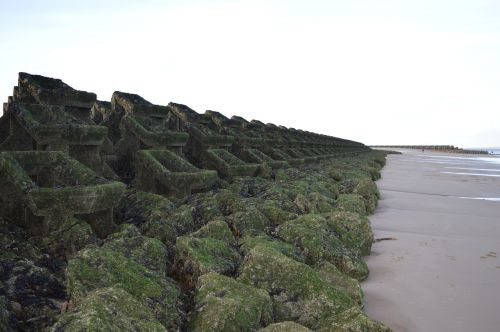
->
[[102, 224, 169, 276], [323, 211, 374, 256], [174, 233, 241, 284], [226, 207, 271, 236], [238, 245, 356, 330], [335, 193, 367, 216], [353, 178, 380, 214], [65, 245, 181, 329], [115, 190, 194, 264], [277, 214, 369, 280], [257, 321, 313, 332], [318, 307, 392, 332], [316, 262, 364, 307], [239, 234, 305, 263], [50, 287, 167, 332], [189, 272, 272, 332]]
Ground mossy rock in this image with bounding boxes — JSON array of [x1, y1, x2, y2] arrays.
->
[[228, 176, 269, 197], [65, 246, 181, 329], [189, 272, 272, 332], [323, 211, 373, 256], [258, 200, 297, 225], [258, 321, 312, 332], [175, 236, 241, 283], [226, 207, 270, 236], [327, 168, 343, 182], [103, 224, 169, 275], [305, 192, 336, 213], [215, 189, 245, 215], [353, 179, 379, 214], [316, 262, 363, 306], [190, 192, 223, 226], [191, 219, 236, 245], [50, 287, 167, 332], [335, 194, 367, 216], [238, 245, 355, 330], [277, 214, 368, 280], [361, 165, 381, 180], [239, 234, 305, 263], [318, 307, 392, 332], [116, 190, 195, 263]]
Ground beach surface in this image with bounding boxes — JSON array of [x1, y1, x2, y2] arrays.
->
[[363, 149, 500, 332]]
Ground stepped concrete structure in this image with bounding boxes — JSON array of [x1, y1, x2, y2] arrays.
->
[[0, 73, 391, 332]]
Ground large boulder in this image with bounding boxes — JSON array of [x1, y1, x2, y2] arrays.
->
[[353, 179, 380, 214], [316, 262, 363, 306], [335, 194, 367, 216], [277, 214, 369, 280], [239, 234, 305, 263], [103, 225, 169, 275], [189, 273, 272, 332], [238, 245, 355, 330], [226, 207, 271, 236], [174, 220, 241, 285], [65, 245, 181, 330], [116, 190, 195, 264], [323, 211, 373, 256], [50, 287, 167, 331], [318, 307, 392, 332]]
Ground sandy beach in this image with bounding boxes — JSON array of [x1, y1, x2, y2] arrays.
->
[[363, 149, 500, 332]]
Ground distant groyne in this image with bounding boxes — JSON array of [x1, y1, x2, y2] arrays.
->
[[371, 145, 489, 155]]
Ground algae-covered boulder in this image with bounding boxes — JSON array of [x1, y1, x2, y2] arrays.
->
[[293, 193, 334, 214], [190, 192, 223, 225], [116, 190, 195, 263], [175, 226, 241, 283], [215, 189, 244, 215], [238, 245, 355, 330], [103, 224, 169, 275], [258, 200, 297, 225], [277, 214, 369, 280], [361, 165, 381, 181], [65, 246, 181, 329], [228, 176, 269, 198], [324, 211, 373, 256], [316, 262, 363, 306], [258, 321, 312, 332], [353, 178, 380, 214], [318, 307, 392, 332], [190, 219, 236, 245], [41, 217, 98, 260], [226, 207, 271, 236], [335, 194, 367, 216], [239, 234, 305, 263], [189, 272, 272, 332], [51, 287, 167, 332], [327, 168, 343, 182]]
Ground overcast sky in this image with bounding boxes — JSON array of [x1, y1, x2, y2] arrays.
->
[[1, 0, 499, 147]]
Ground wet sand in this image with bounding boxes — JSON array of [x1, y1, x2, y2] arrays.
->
[[363, 149, 500, 332]]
